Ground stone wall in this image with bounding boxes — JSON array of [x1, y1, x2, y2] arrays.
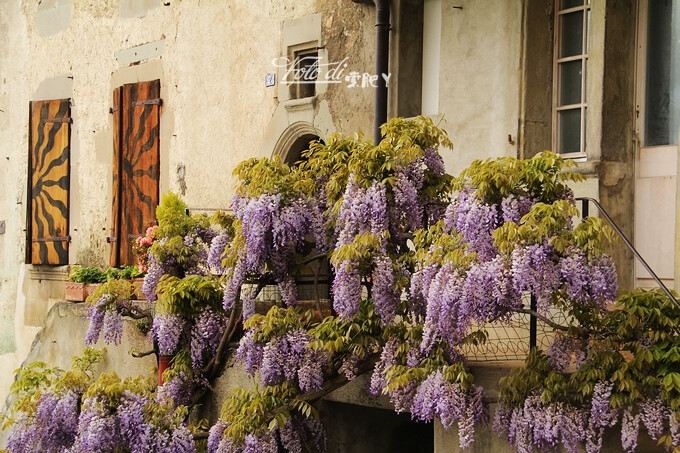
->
[[0, 0, 379, 406]]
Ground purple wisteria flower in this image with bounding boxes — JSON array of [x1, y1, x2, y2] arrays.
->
[[495, 399, 588, 453], [424, 147, 445, 177], [621, 407, 640, 453], [298, 349, 328, 391], [547, 333, 588, 372], [236, 328, 264, 374], [142, 258, 165, 301], [207, 232, 231, 273], [640, 396, 669, 441], [590, 380, 618, 429], [392, 170, 423, 232], [371, 254, 401, 325], [500, 194, 535, 224], [260, 329, 313, 386], [190, 306, 227, 368], [332, 260, 362, 320], [151, 313, 188, 355], [102, 310, 124, 345], [370, 338, 399, 395], [84, 294, 109, 346], [561, 248, 618, 305], [511, 244, 561, 312], [444, 188, 499, 261]]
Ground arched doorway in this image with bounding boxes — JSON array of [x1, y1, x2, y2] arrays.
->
[[272, 121, 322, 165]]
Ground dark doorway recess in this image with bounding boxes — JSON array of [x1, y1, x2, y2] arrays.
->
[[317, 400, 433, 453]]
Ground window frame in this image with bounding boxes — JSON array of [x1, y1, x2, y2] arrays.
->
[[552, 0, 591, 158], [287, 44, 319, 100]]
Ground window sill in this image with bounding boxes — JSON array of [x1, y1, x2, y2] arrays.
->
[[284, 96, 316, 113], [559, 152, 587, 162]]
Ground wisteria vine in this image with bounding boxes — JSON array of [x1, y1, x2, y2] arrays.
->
[[5, 116, 680, 453]]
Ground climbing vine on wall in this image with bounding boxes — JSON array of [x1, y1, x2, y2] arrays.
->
[[4, 116, 680, 453]]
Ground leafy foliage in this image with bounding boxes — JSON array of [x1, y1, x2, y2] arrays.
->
[[103, 264, 145, 280], [67, 266, 107, 284]]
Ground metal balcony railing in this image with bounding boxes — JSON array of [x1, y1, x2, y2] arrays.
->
[[576, 197, 679, 309]]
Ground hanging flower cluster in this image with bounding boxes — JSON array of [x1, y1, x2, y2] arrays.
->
[[84, 279, 141, 346], [495, 287, 680, 453], [5, 349, 195, 453]]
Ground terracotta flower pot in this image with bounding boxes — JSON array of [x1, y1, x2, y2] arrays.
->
[[64, 283, 100, 302]]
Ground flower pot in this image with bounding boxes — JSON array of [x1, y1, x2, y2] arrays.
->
[[158, 355, 173, 385], [65, 283, 100, 302]]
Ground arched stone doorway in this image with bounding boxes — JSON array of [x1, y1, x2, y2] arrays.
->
[[272, 121, 322, 165]]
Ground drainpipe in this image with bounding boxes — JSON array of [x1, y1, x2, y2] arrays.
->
[[374, 0, 390, 145]]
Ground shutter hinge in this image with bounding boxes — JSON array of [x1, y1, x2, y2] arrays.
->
[[107, 236, 117, 243], [32, 235, 71, 242], [109, 106, 119, 114], [128, 234, 144, 239], [132, 98, 162, 107], [44, 117, 73, 124]]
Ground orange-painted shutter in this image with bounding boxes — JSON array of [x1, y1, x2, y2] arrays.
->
[[27, 99, 71, 265], [110, 80, 161, 266]]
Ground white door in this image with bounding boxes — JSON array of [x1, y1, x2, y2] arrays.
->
[[634, 0, 679, 289]]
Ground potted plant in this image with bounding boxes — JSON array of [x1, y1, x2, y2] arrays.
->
[[104, 265, 146, 300], [65, 266, 107, 302]]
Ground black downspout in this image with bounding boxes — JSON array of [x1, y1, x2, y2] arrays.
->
[[374, 0, 390, 145]]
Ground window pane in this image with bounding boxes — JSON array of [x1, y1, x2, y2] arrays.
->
[[290, 51, 318, 99], [560, 11, 584, 58], [561, 0, 584, 9], [558, 109, 582, 154], [559, 60, 583, 106], [586, 9, 591, 53], [645, 0, 680, 146]]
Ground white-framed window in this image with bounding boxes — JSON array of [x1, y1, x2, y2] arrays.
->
[[553, 0, 591, 156]]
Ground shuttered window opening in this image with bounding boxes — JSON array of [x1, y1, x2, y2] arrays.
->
[[27, 98, 71, 265], [110, 80, 161, 266]]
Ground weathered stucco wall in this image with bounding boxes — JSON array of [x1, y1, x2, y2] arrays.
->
[[0, 0, 39, 410], [0, 0, 381, 409], [436, 0, 523, 177]]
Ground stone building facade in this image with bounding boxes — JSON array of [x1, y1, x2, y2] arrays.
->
[[0, 0, 678, 451]]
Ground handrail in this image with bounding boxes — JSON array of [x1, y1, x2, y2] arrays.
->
[[576, 197, 680, 309]]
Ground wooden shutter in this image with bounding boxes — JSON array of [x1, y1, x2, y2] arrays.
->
[[27, 99, 71, 265], [110, 86, 123, 265], [110, 80, 161, 266]]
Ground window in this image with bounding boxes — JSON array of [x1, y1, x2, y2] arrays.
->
[[27, 99, 71, 265], [109, 80, 161, 266], [553, 0, 591, 155], [288, 48, 318, 100], [641, 0, 680, 147]]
